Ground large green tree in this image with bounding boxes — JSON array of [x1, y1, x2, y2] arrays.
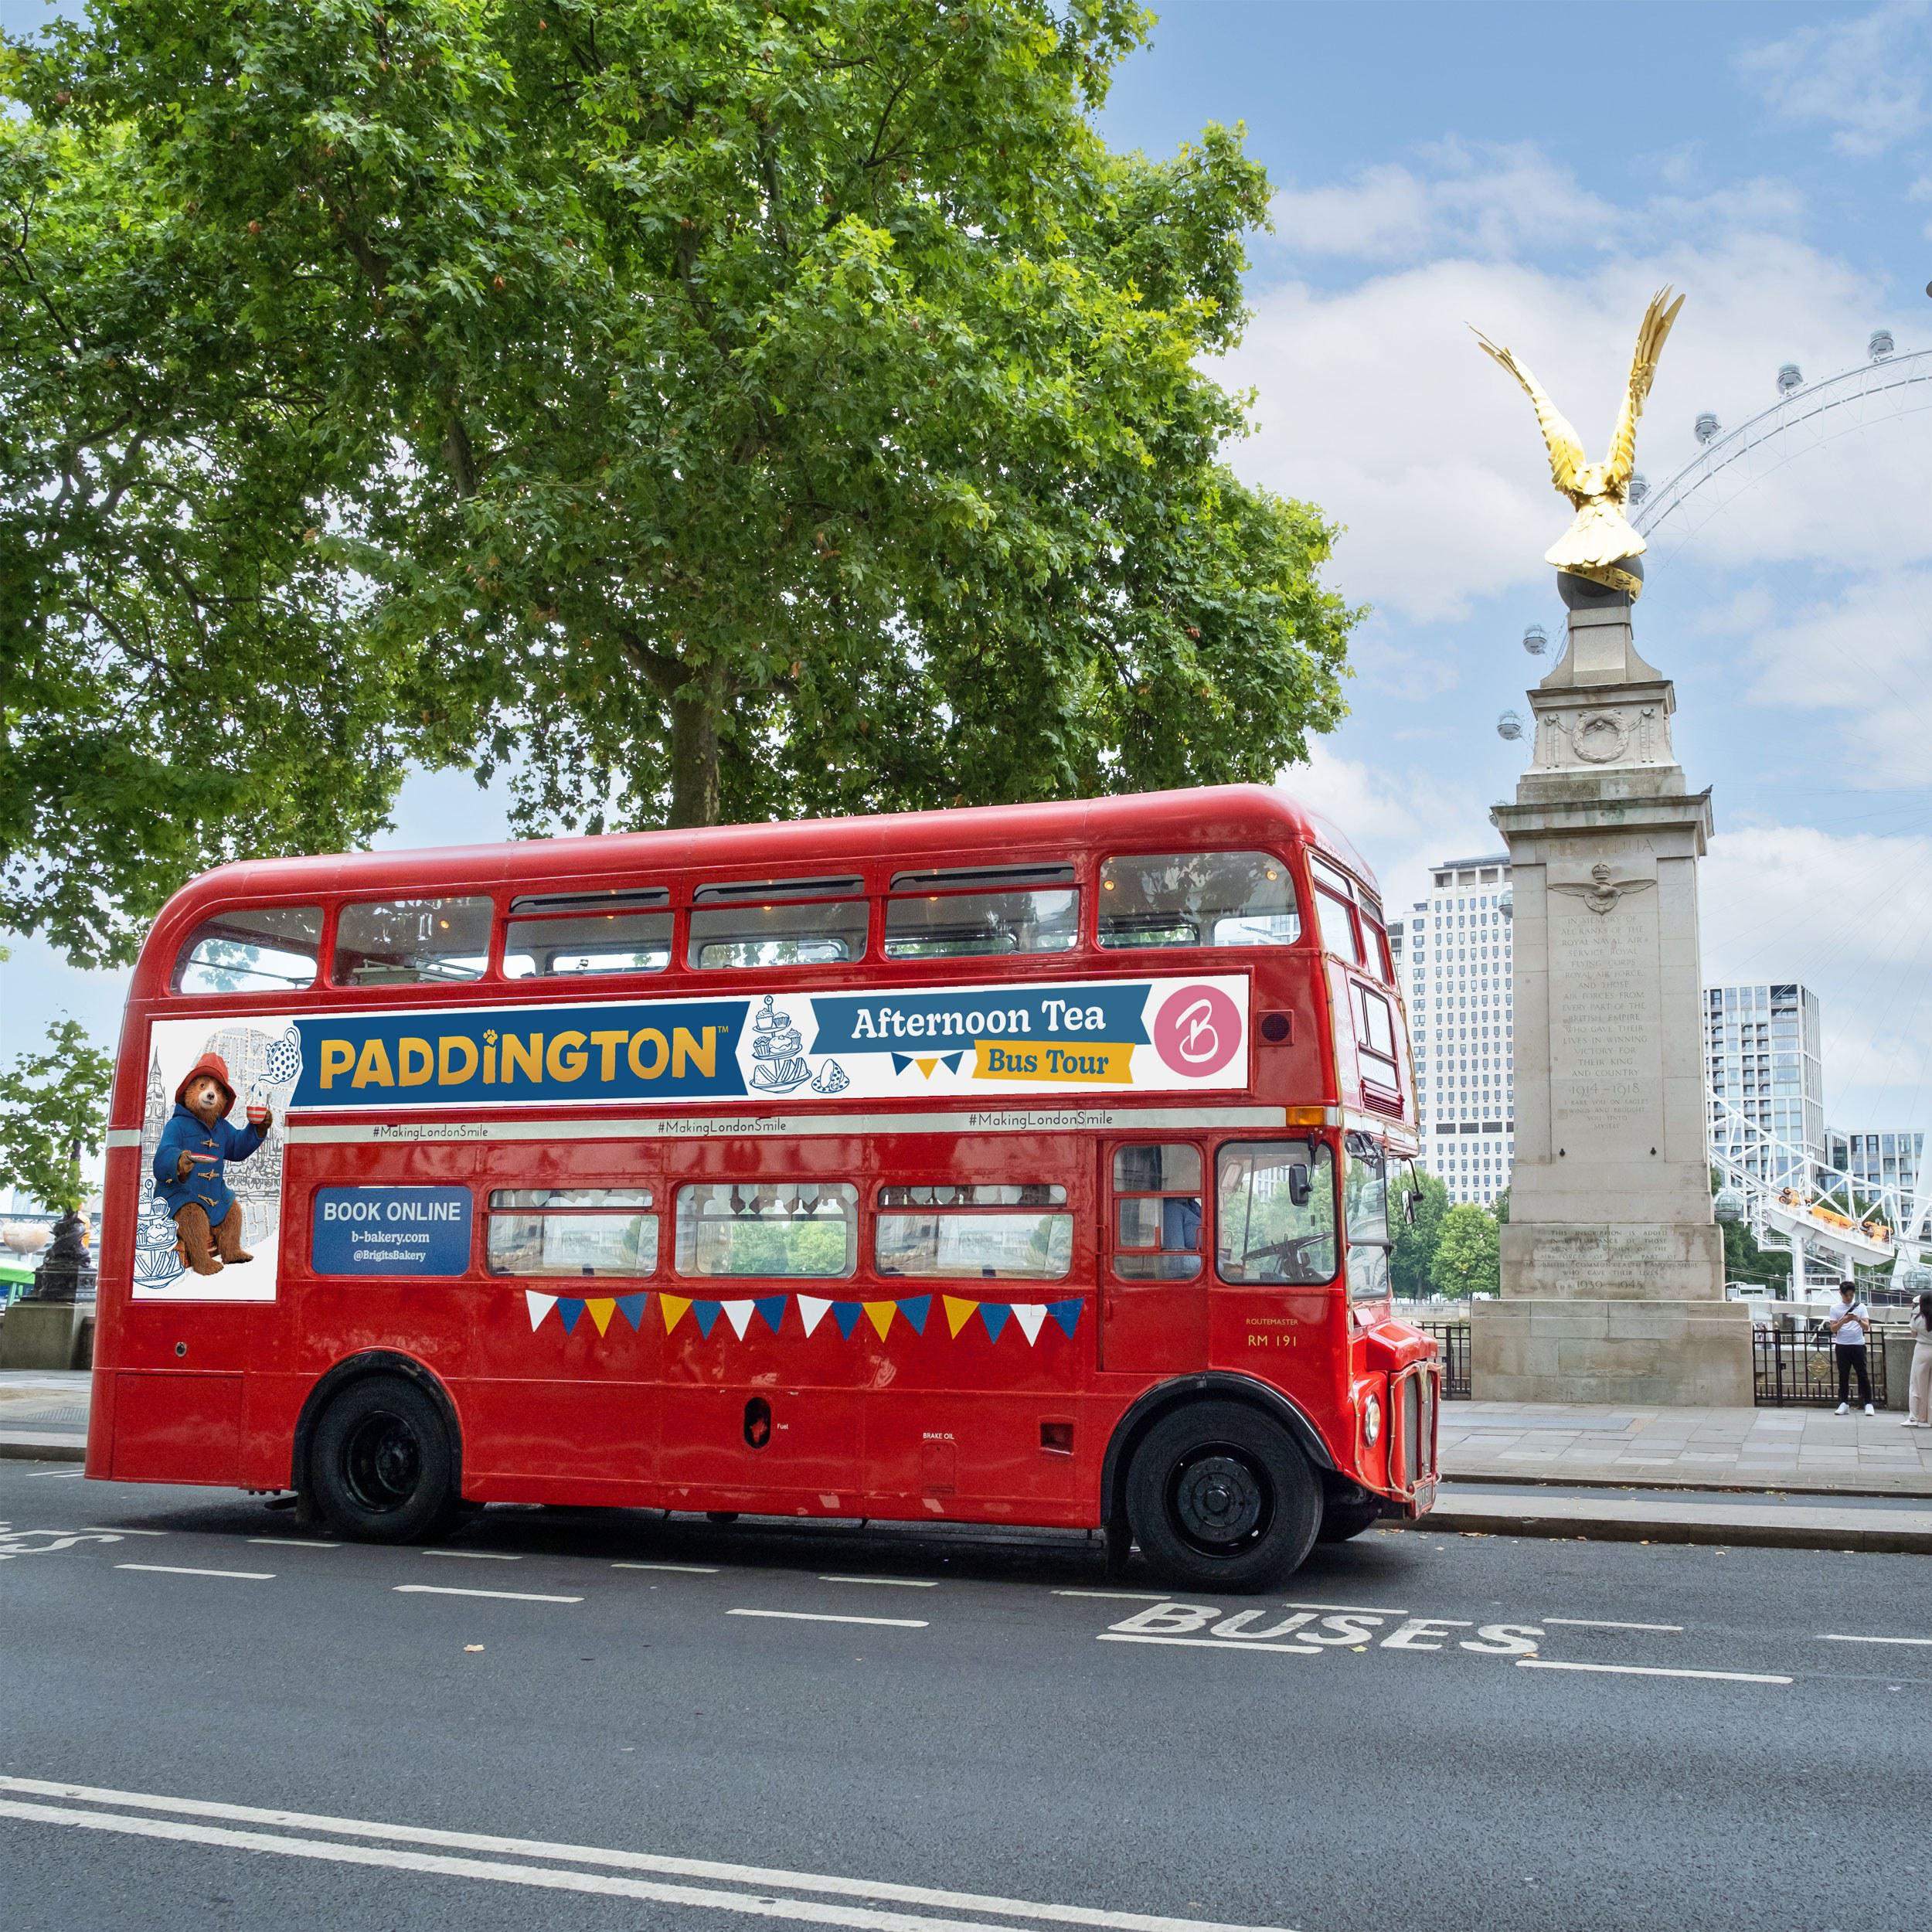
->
[[0, 1019, 114, 1214], [1389, 1167, 1448, 1301], [1430, 1201, 1500, 1300], [2, 0, 1359, 967]]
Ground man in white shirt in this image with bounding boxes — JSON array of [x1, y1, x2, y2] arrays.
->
[[1828, 1280, 1875, 1416]]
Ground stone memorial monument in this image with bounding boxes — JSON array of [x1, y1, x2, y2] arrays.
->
[[1467, 287, 1753, 1404]]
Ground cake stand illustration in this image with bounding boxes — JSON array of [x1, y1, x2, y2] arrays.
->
[[749, 995, 811, 1093]]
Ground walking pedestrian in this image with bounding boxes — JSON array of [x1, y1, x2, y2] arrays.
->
[[1828, 1278, 1875, 1417], [1905, 1291, 1932, 1429]]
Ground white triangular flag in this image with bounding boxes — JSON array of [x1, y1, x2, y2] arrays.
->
[[525, 1291, 558, 1332], [721, 1299, 754, 1339], [1012, 1303, 1048, 1345], [797, 1294, 832, 1338]]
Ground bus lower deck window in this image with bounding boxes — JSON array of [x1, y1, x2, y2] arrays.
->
[[875, 1183, 1073, 1279], [334, 896, 495, 986], [1097, 852, 1301, 949], [675, 1182, 858, 1277], [174, 905, 323, 995], [1111, 1145, 1202, 1280], [486, 1189, 658, 1277]]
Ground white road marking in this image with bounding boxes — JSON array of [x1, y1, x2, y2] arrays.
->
[[1516, 1659, 1790, 1685], [728, 1608, 927, 1630], [0, 1777, 1291, 1932], [1281, 1600, 1409, 1616], [393, 1584, 581, 1604], [1097, 1634, 1318, 1656], [248, 1538, 340, 1549], [114, 1563, 274, 1582], [819, 1575, 939, 1589], [1816, 1633, 1932, 1647], [612, 1561, 719, 1575], [1053, 1590, 1189, 1603], [83, 1526, 165, 1536], [1543, 1618, 1683, 1633], [422, 1548, 522, 1561], [33, 1471, 86, 1479]]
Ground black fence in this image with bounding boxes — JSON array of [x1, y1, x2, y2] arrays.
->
[[1414, 1321, 1471, 1400], [1752, 1324, 1891, 1407]]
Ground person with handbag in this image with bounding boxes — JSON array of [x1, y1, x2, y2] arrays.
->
[[1828, 1279, 1875, 1417], [1905, 1291, 1932, 1428]]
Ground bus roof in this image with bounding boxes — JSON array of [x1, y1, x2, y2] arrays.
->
[[148, 783, 1378, 934]]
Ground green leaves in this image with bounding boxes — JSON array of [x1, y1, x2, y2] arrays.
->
[[4, 0, 1359, 959], [0, 1019, 114, 1214]]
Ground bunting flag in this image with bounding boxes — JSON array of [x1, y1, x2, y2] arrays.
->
[[798, 1294, 832, 1338], [754, 1294, 787, 1334], [1011, 1302, 1047, 1345], [587, 1298, 617, 1338], [832, 1301, 865, 1339], [661, 1294, 692, 1335], [692, 1300, 722, 1338], [526, 1290, 558, 1332], [944, 1295, 979, 1338], [615, 1293, 648, 1332], [556, 1298, 586, 1335], [863, 1300, 896, 1340], [721, 1299, 755, 1340], [979, 1301, 1012, 1343], [897, 1294, 932, 1336], [1046, 1297, 1082, 1338]]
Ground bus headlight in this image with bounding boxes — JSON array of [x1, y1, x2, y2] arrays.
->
[[1362, 1392, 1383, 1447]]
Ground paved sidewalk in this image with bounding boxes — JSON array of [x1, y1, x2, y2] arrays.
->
[[1441, 1400, 1932, 1498], [0, 1369, 90, 1458]]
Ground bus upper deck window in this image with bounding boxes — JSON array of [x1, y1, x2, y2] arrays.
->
[[688, 876, 868, 970], [884, 863, 1077, 960], [502, 889, 672, 978], [174, 905, 323, 995], [333, 896, 495, 987], [1097, 852, 1300, 949]]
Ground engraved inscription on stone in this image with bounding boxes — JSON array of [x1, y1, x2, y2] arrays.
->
[[1529, 1226, 1675, 1292], [1547, 893, 1660, 1144]]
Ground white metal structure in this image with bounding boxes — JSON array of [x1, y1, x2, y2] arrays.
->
[[1632, 345, 1932, 553]]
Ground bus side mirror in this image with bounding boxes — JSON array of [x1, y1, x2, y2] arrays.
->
[[1404, 1189, 1420, 1226], [1287, 1163, 1311, 1208]]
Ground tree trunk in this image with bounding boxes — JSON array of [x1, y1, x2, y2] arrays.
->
[[666, 669, 723, 828]]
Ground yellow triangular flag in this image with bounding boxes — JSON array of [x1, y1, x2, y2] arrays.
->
[[864, 1300, 896, 1340], [944, 1295, 979, 1338], [915, 1056, 938, 1077], [661, 1294, 692, 1335], [587, 1298, 616, 1338]]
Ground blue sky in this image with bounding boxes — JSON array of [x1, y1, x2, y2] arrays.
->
[[6, 0, 1932, 1164]]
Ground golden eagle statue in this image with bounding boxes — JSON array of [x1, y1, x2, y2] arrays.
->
[[1472, 286, 1684, 599]]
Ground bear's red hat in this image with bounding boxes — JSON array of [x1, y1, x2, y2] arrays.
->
[[175, 1053, 236, 1113]]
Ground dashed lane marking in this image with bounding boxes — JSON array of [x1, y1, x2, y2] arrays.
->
[[1816, 1633, 1932, 1647], [0, 1775, 1298, 1932], [248, 1538, 340, 1549], [83, 1526, 165, 1536], [820, 1575, 939, 1589], [1097, 1634, 1318, 1655], [422, 1548, 522, 1561], [1543, 1618, 1682, 1633], [1280, 1600, 1410, 1616], [612, 1561, 719, 1574], [1052, 1590, 1184, 1603], [393, 1584, 581, 1604], [728, 1608, 928, 1631], [1516, 1659, 1790, 1685], [115, 1563, 274, 1582]]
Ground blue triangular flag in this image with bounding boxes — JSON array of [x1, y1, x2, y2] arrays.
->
[[615, 1294, 648, 1332], [896, 1294, 931, 1335], [832, 1301, 864, 1338], [754, 1294, 787, 1334], [980, 1302, 1012, 1342], [692, 1300, 722, 1338], [1046, 1297, 1082, 1338], [556, 1298, 585, 1335], [891, 1053, 915, 1073], [939, 1052, 964, 1074]]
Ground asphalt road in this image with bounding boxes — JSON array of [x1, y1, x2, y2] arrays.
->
[[2, 1458, 1927, 1932]]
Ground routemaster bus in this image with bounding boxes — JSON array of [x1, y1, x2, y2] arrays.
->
[[90, 784, 1439, 1588]]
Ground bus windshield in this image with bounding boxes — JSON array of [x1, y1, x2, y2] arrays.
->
[[1214, 1141, 1337, 1285]]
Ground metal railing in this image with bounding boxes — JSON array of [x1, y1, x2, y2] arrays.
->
[[1751, 1324, 1892, 1407], [1413, 1321, 1471, 1400]]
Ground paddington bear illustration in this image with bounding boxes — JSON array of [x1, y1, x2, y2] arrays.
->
[[152, 1054, 272, 1277]]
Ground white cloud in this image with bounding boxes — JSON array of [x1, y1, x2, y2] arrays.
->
[[1737, 1, 1932, 158]]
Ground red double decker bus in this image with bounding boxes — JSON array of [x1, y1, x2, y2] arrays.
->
[[90, 784, 1438, 1587]]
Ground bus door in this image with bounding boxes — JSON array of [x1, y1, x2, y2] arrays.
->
[[1100, 1140, 1208, 1373]]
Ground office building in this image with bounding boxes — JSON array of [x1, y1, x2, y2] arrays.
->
[[1823, 1128, 1923, 1216], [1703, 983, 1824, 1189], [1390, 852, 1513, 1206]]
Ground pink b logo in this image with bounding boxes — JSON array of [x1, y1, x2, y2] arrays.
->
[[1153, 985, 1241, 1078]]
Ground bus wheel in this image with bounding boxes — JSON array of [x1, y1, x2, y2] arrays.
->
[[309, 1376, 457, 1545], [1316, 1495, 1385, 1543], [1126, 1402, 1321, 1592]]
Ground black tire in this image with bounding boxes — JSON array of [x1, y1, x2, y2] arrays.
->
[[1316, 1495, 1385, 1543], [308, 1375, 457, 1544], [1125, 1401, 1321, 1592]]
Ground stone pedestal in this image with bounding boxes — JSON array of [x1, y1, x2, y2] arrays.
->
[[1474, 587, 1753, 1406], [0, 1298, 91, 1371]]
